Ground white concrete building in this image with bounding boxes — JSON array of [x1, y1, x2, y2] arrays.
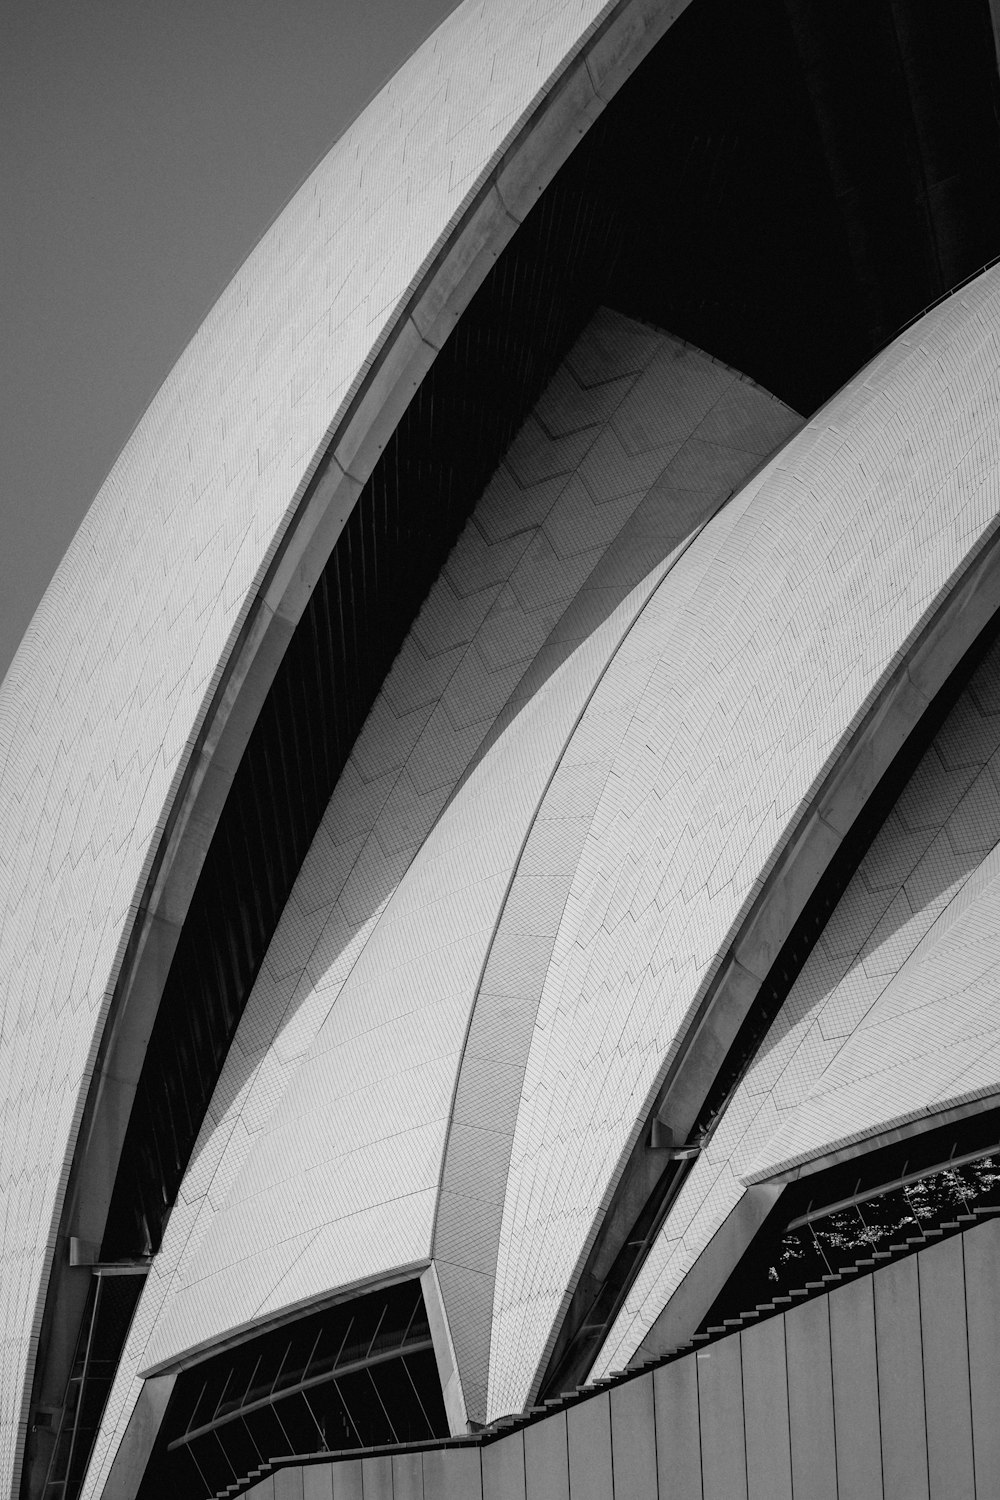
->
[[6, 0, 1000, 1496]]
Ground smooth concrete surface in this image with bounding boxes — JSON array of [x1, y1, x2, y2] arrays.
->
[[240, 1218, 1000, 1500], [97, 1376, 175, 1500], [421, 1262, 468, 1436]]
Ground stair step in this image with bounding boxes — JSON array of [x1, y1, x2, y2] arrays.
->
[[675, 1210, 998, 1372]]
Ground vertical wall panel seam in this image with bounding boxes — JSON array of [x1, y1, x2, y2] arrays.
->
[[825, 1296, 838, 1500], [738, 1328, 749, 1500], [608, 1389, 616, 1500], [782, 1313, 793, 1500], [961, 1234, 978, 1500], [869, 1277, 886, 1500], [695, 1354, 706, 1500], [916, 1252, 932, 1500], [649, 1373, 661, 1500]]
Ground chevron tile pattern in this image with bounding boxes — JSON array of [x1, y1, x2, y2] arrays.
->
[[86, 258, 1000, 1472], [593, 630, 1000, 1375], [83, 310, 798, 1488], [485, 269, 1000, 1416], [2, 0, 687, 1487], [9, 9, 1000, 1485], [433, 329, 798, 1422]]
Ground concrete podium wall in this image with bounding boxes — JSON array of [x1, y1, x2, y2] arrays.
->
[[244, 1215, 1000, 1500]]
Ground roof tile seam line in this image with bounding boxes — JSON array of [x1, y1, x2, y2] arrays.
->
[[748, 1091, 1000, 1189], [18, 0, 676, 1476], [426, 404, 790, 1373], [518, 411, 1000, 1409], [136, 1260, 434, 1382], [447, 352, 801, 795], [749, 826, 1000, 1140], [749, 1094, 1000, 1195]]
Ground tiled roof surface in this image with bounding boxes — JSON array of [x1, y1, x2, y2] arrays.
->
[[82, 312, 796, 1487], [485, 269, 1000, 1413], [586, 278, 1000, 1382], [8, 0, 1000, 1487], [88, 257, 1000, 1468], [3, 0, 697, 1487], [595, 624, 1000, 1376], [85, 252, 1000, 1477]]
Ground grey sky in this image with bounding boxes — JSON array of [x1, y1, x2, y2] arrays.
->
[[1, 0, 460, 684]]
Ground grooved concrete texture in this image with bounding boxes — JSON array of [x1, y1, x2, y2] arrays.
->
[[83, 310, 797, 1493], [0, 0, 701, 1490]]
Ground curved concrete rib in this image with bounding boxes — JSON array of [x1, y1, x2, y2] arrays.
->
[[598, 631, 1000, 1375], [483, 266, 1000, 1417], [2, 0, 700, 1487], [430, 330, 797, 1420]]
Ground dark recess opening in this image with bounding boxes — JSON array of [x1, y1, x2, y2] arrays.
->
[[137, 1280, 446, 1500], [585, 0, 1000, 412]]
